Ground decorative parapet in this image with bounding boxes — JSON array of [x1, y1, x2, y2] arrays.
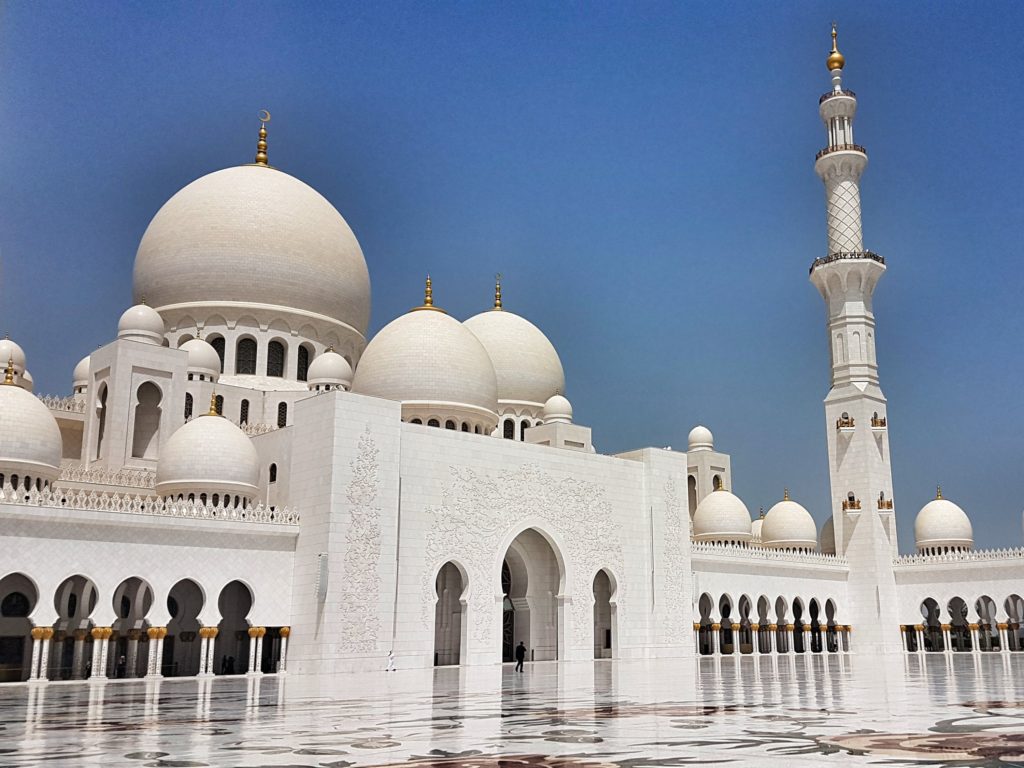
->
[[58, 464, 156, 489], [240, 422, 278, 437], [691, 541, 848, 567], [842, 498, 861, 511], [894, 548, 1024, 566], [39, 395, 86, 414], [0, 486, 299, 526]]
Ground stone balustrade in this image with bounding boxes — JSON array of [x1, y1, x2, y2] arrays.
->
[[39, 394, 86, 413], [0, 486, 299, 525], [894, 547, 1024, 566], [691, 541, 848, 567], [58, 464, 156, 489]]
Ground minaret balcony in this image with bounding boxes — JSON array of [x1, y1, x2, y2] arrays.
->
[[809, 250, 884, 275], [870, 415, 887, 430], [835, 415, 855, 432], [815, 143, 867, 161], [820, 88, 856, 104], [841, 498, 862, 512]]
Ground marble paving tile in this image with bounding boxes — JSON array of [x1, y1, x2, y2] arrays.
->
[[1, 653, 1023, 767]]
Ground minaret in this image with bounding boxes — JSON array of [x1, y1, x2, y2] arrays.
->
[[809, 26, 901, 653]]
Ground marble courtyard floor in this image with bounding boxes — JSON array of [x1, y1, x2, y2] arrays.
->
[[2, 654, 1024, 767]]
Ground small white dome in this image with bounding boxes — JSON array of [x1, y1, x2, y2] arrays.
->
[[0, 380, 62, 485], [308, 349, 353, 391], [118, 303, 165, 345], [751, 516, 764, 544], [688, 425, 714, 452], [352, 296, 498, 428], [17, 369, 33, 393], [179, 338, 221, 378], [73, 356, 91, 389], [464, 307, 564, 409], [542, 393, 573, 424], [819, 516, 836, 555], [156, 405, 259, 502], [692, 487, 752, 543], [761, 493, 818, 550], [0, 338, 26, 374], [915, 490, 973, 551]]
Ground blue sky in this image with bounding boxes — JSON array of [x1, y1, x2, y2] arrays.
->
[[2, 2, 1022, 551]]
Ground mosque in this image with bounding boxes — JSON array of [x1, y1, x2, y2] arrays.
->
[[0, 28, 1021, 684]]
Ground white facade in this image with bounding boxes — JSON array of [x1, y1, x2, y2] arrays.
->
[[1, 29, 1022, 686]]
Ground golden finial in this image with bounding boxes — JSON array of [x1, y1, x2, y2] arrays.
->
[[493, 273, 503, 310], [412, 274, 446, 313], [783, 487, 790, 501], [140, 295, 147, 305], [827, 22, 845, 71], [255, 110, 271, 166], [327, 344, 334, 353], [936, 485, 942, 500], [2, 357, 14, 385], [759, 506, 765, 519], [208, 391, 219, 416]]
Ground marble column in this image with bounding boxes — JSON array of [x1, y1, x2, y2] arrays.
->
[[278, 627, 290, 673], [254, 627, 266, 675], [969, 624, 981, 654], [998, 623, 1010, 653], [247, 627, 259, 674], [711, 623, 721, 655], [768, 624, 778, 655], [146, 627, 166, 678], [71, 629, 88, 679], [692, 623, 699, 655], [38, 629, 53, 681], [206, 628, 219, 674], [731, 624, 741, 656], [90, 627, 108, 679], [914, 625, 925, 653], [28, 628, 45, 681], [941, 625, 952, 653], [786, 624, 796, 654], [802, 624, 811, 654]]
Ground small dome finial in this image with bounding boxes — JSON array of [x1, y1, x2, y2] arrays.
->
[[827, 22, 845, 71], [208, 391, 219, 416], [783, 487, 790, 501], [255, 110, 271, 166], [2, 357, 14, 385], [759, 506, 765, 519], [494, 273, 503, 310], [424, 274, 433, 307], [936, 485, 942, 500]]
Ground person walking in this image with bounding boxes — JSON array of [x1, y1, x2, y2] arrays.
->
[[386, 649, 396, 672], [514, 641, 526, 672]]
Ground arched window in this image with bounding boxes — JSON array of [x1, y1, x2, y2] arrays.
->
[[277, 402, 287, 428], [297, 345, 311, 382], [267, 340, 285, 377], [209, 336, 226, 372], [269, 463, 277, 483], [410, 418, 422, 425], [215, 395, 224, 415], [520, 420, 528, 440], [688, 475, 697, 514], [95, 384, 108, 459], [445, 420, 456, 430], [184, 393, 193, 420], [461, 422, 469, 432], [712, 475, 722, 490], [131, 381, 162, 459], [0, 592, 30, 617], [503, 419, 515, 440], [240, 399, 250, 425], [235, 338, 257, 375], [427, 418, 440, 428]]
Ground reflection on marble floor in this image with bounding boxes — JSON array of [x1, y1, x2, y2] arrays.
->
[[2, 654, 1024, 767]]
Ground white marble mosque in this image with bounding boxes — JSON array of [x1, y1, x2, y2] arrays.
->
[[1, 27, 1022, 705]]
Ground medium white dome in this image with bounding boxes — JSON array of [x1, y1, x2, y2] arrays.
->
[[72, 355, 91, 389], [352, 301, 498, 428], [761, 493, 818, 550], [0, 338, 26, 374], [751, 516, 763, 544], [464, 308, 564, 409], [915, 491, 973, 551], [0, 380, 62, 485], [133, 165, 371, 338], [542, 394, 572, 424], [118, 303, 165, 345], [819, 516, 836, 555], [156, 406, 259, 502], [308, 349, 353, 390], [179, 338, 221, 378], [688, 425, 714, 452], [692, 488, 752, 543]]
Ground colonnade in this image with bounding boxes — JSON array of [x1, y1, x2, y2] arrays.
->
[[694, 621, 850, 655]]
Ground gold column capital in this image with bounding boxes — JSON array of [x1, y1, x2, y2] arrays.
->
[[279, 626, 291, 638]]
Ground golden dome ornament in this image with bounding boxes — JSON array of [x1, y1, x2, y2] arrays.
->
[[827, 23, 845, 71]]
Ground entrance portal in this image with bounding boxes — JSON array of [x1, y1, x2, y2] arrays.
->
[[500, 528, 563, 663]]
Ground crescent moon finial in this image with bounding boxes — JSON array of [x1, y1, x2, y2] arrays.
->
[[258, 109, 271, 124], [255, 110, 270, 165]]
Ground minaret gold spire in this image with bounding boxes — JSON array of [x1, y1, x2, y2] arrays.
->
[[208, 391, 219, 416], [411, 275, 446, 313], [493, 273, 503, 310], [2, 357, 14, 385], [254, 110, 271, 165], [827, 22, 845, 71], [936, 485, 943, 500], [783, 487, 790, 501]]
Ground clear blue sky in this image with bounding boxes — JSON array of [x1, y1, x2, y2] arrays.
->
[[2, 2, 1022, 552]]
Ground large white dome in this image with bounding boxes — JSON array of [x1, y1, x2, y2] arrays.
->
[[352, 298, 498, 429], [133, 165, 371, 337], [156, 407, 259, 503], [464, 308, 564, 409], [0, 380, 62, 485], [692, 487, 752, 544], [914, 490, 973, 551], [761, 493, 818, 551]]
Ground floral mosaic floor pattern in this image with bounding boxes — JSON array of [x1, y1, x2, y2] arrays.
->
[[1, 653, 1023, 767]]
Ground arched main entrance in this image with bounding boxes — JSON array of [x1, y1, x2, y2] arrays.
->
[[592, 569, 616, 659], [0, 573, 37, 682], [500, 528, 564, 663], [434, 562, 466, 666]]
